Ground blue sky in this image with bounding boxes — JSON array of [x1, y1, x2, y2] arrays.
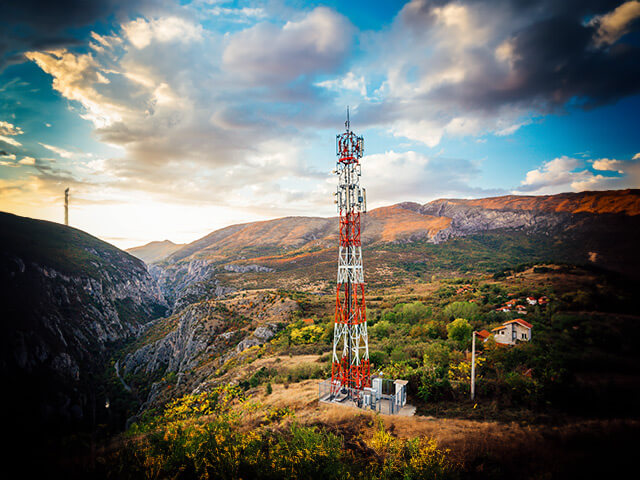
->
[[1, 0, 639, 247]]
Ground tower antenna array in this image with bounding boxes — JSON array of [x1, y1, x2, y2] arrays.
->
[[331, 108, 370, 398]]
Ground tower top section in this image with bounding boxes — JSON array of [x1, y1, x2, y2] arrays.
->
[[336, 108, 363, 165]]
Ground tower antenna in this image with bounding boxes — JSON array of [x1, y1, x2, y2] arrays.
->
[[331, 108, 369, 399]]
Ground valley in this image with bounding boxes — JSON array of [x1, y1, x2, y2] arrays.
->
[[2, 189, 640, 479]]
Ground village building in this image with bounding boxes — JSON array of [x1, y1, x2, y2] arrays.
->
[[527, 297, 537, 305], [491, 319, 533, 345], [476, 330, 492, 342]]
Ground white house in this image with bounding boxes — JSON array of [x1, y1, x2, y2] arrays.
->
[[527, 297, 537, 305], [491, 319, 533, 345]]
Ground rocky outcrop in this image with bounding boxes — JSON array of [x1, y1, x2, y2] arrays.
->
[[409, 200, 570, 243], [123, 302, 215, 378], [236, 323, 279, 352], [151, 259, 234, 312], [120, 291, 298, 410], [223, 264, 275, 273]]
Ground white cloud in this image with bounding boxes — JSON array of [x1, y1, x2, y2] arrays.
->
[[1, 153, 16, 160], [591, 1, 640, 46], [516, 154, 640, 194], [19, 156, 36, 165], [391, 120, 445, 148], [39, 142, 74, 158], [25, 49, 126, 127], [0, 120, 23, 136], [123, 17, 203, 49], [0, 136, 21, 147], [223, 7, 353, 84], [592, 158, 624, 174], [210, 7, 266, 21], [520, 156, 585, 192], [0, 120, 24, 146], [633, 153, 640, 160], [361, 150, 496, 206], [317, 72, 367, 97]]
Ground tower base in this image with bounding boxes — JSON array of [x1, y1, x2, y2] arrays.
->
[[318, 377, 410, 416]]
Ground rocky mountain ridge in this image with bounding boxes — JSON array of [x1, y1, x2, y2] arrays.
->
[[134, 190, 639, 308], [145, 189, 639, 268]]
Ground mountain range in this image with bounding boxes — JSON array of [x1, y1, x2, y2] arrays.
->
[[127, 189, 640, 309]]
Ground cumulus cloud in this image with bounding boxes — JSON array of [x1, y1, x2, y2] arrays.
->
[[122, 16, 203, 49], [592, 158, 625, 173], [17, 5, 364, 218], [591, 1, 640, 45], [516, 154, 640, 194], [0, 120, 24, 146], [19, 156, 36, 166], [0, 0, 167, 68], [222, 7, 353, 85], [0, 151, 17, 166], [361, 0, 640, 146], [25, 49, 131, 127], [362, 150, 503, 206], [317, 72, 367, 97]]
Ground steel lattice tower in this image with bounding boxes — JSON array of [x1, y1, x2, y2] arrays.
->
[[331, 109, 370, 396]]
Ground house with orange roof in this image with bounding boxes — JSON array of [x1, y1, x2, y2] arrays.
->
[[475, 330, 492, 343], [302, 318, 315, 325], [491, 319, 533, 345]]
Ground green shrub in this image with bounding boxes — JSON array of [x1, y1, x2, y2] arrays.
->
[[446, 318, 473, 349], [291, 325, 324, 344], [371, 320, 392, 339]]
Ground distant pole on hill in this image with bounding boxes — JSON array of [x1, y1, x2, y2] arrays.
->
[[471, 331, 476, 400], [64, 188, 69, 226]]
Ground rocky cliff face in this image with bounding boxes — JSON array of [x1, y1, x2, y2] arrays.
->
[[120, 291, 298, 410], [150, 259, 235, 312], [412, 200, 571, 243], [0, 212, 167, 426]]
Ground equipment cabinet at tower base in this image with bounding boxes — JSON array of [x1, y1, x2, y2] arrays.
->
[[318, 377, 409, 416]]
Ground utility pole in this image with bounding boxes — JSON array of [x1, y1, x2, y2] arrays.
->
[[471, 331, 476, 401], [64, 188, 69, 226]]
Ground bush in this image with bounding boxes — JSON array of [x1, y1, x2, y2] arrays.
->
[[369, 350, 388, 368], [443, 301, 480, 322], [423, 342, 452, 371], [425, 320, 447, 339], [447, 318, 473, 349], [371, 320, 392, 339], [417, 372, 452, 402], [291, 325, 324, 344]]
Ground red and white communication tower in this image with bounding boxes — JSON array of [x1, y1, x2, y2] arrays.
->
[[331, 109, 370, 398]]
